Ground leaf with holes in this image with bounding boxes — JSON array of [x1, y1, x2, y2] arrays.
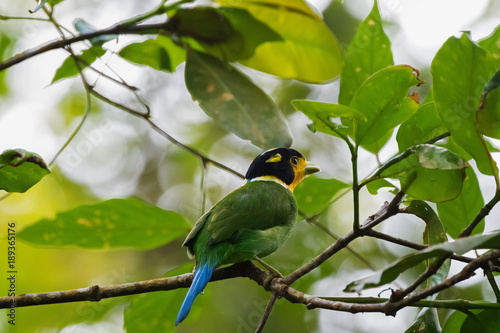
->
[[18, 198, 190, 249], [216, 0, 343, 83], [185, 50, 292, 149], [339, 0, 393, 105]]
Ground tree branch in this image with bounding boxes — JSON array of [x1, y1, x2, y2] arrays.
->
[[0, 262, 261, 309], [0, 22, 171, 72]]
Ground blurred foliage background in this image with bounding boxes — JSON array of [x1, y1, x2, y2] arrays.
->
[[1, 0, 500, 332]]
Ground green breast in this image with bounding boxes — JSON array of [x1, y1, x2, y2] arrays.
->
[[187, 180, 298, 265]]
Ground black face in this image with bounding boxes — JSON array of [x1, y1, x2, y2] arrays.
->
[[245, 148, 303, 185]]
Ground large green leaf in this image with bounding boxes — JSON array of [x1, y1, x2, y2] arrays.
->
[[344, 231, 500, 292], [294, 176, 350, 215], [460, 309, 500, 333], [397, 102, 447, 151], [18, 198, 191, 249], [344, 65, 422, 148], [52, 46, 106, 83], [437, 168, 484, 238], [118, 35, 185, 72], [380, 144, 467, 203], [442, 310, 467, 333], [339, 0, 394, 105], [124, 264, 193, 332], [0, 149, 50, 193], [166, 6, 281, 61], [185, 50, 292, 149], [431, 33, 498, 177], [291, 99, 366, 140], [405, 201, 450, 294], [217, 0, 344, 82]]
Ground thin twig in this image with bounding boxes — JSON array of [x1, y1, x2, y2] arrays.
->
[[255, 293, 278, 333], [366, 229, 473, 264], [485, 268, 500, 303], [459, 191, 500, 238]]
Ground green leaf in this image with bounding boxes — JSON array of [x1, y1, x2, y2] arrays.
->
[[405, 201, 447, 247], [405, 308, 441, 333], [217, 0, 344, 83], [291, 99, 366, 140], [380, 144, 467, 202], [166, 7, 281, 61], [460, 310, 500, 333], [478, 24, 500, 66], [0, 149, 50, 193], [344, 65, 422, 148], [294, 176, 350, 215], [74, 19, 117, 45], [442, 310, 467, 333], [119, 36, 185, 72], [431, 33, 498, 177], [344, 231, 500, 292], [366, 178, 395, 195], [18, 198, 191, 249], [404, 201, 450, 292], [397, 102, 448, 151], [339, 0, 394, 105], [437, 168, 484, 238], [124, 264, 193, 332], [185, 50, 292, 149], [52, 46, 106, 83], [361, 129, 392, 155], [476, 70, 500, 139]]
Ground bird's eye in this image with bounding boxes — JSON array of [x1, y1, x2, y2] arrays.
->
[[291, 157, 299, 166]]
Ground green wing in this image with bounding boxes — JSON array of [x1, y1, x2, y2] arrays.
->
[[182, 181, 297, 261]]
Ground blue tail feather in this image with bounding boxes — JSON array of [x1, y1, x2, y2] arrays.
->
[[175, 262, 215, 325]]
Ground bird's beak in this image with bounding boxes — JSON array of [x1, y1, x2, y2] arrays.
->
[[304, 161, 321, 175]]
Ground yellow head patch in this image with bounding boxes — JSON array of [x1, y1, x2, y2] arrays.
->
[[289, 157, 308, 192], [266, 153, 282, 163]]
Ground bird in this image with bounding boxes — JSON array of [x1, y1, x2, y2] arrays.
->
[[175, 147, 320, 325]]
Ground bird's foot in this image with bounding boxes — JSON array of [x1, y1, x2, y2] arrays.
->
[[253, 256, 283, 278]]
